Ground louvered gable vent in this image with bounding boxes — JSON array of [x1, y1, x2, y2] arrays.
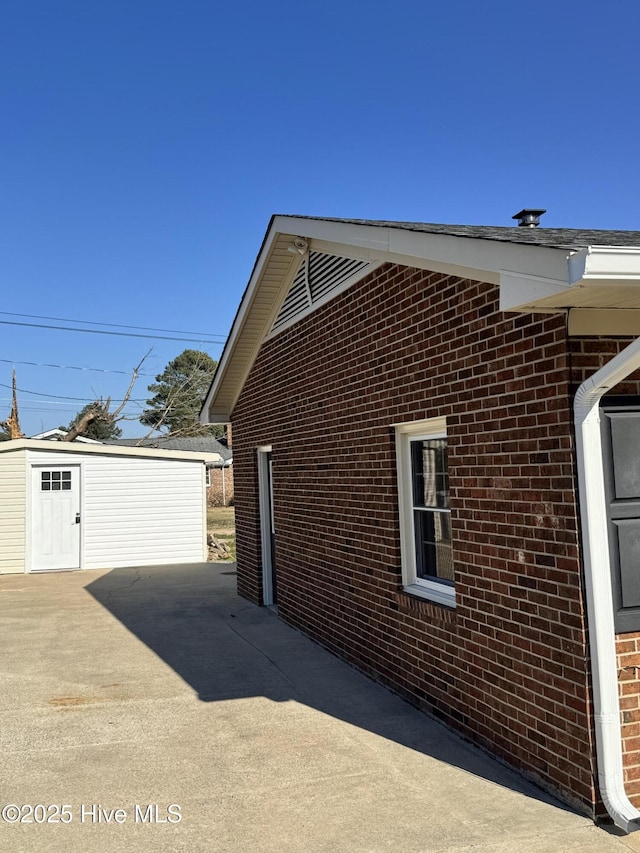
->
[[270, 251, 372, 334]]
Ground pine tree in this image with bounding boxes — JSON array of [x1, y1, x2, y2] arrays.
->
[[140, 349, 220, 436]]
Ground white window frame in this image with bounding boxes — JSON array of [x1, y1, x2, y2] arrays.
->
[[257, 446, 276, 606], [394, 417, 456, 608]]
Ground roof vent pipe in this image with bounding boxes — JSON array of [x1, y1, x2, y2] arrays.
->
[[512, 208, 546, 227]]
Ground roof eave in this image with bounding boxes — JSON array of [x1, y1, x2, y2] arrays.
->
[[200, 218, 307, 425], [200, 220, 640, 421], [200, 216, 575, 425], [501, 246, 640, 315]]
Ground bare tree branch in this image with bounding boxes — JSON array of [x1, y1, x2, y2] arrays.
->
[[110, 350, 151, 421], [63, 350, 151, 442], [64, 399, 111, 442]]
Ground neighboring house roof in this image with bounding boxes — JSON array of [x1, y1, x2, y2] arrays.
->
[[30, 428, 101, 444], [105, 436, 232, 464], [200, 214, 640, 424]]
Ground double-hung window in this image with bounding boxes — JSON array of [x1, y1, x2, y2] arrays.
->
[[395, 417, 455, 607]]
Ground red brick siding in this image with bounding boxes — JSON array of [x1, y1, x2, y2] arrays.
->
[[232, 263, 597, 813], [617, 636, 640, 799], [207, 466, 234, 507]]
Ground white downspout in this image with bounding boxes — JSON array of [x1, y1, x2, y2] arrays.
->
[[574, 334, 640, 832]]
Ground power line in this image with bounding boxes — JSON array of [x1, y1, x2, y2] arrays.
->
[[0, 310, 223, 339], [0, 318, 224, 344], [0, 382, 145, 403], [0, 399, 141, 410], [0, 402, 143, 416], [0, 358, 154, 376], [0, 399, 81, 409]]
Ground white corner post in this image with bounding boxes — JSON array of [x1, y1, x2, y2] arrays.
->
[[574, 335, 640, 832]]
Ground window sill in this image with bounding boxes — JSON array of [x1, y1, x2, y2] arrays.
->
[[403, 583, 456, 609]]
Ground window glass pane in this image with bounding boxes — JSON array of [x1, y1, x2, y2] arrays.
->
[[434, 512, 454, 581], [62, 471, 71, 482], [52, 471, 61, 481], [414, 509, 454, 583], [414, 509, 437, 578], [41, 481, 51, 491], [52, 481, 61, 491], [411, 439, 449, 509], [62, 482, 71, 491], [41, 472, 50, 481]]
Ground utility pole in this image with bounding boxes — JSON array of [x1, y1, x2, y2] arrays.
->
[[1, 369, 25, 439]]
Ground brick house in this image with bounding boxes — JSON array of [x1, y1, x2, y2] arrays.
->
[[201, 213, 640, 830]]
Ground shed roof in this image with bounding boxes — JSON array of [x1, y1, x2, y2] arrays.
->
[[0, 438, 223, 464]]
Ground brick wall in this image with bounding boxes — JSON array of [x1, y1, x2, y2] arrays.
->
[[232, 263, 598, 813], [207, 465, 234, 507]]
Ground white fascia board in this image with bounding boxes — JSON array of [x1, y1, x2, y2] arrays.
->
[[200, 223, 302, 424], [570, 246, 640, 284], [286, 217, 569, 285], [7, 439, 222, 464], [386, 227, 567, 282], [499, 270, 570, 311]]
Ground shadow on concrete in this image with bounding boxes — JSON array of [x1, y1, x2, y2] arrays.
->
[[86, 561, 577, 815]]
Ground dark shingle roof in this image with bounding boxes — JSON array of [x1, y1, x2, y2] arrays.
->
[[280, 215, 640, 251], [105, 436, 232, 462]]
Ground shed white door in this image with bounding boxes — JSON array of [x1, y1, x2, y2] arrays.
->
[[31, 466, 81, 571]]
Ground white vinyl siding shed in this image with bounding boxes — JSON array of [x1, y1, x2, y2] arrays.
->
[[0, 439, 220, 574], [0, 448, 26, 573]]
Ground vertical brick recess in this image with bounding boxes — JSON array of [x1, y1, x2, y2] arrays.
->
[[229, 262, 640, 816]]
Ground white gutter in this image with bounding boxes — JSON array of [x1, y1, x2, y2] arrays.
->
[[569, 246, 640, 285], [574, 334, 640, 832]]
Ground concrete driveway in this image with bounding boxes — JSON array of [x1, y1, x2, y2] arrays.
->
[[0, 563, 639, 853]]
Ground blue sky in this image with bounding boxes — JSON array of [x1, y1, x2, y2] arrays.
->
[[2, 1, 639, 436]]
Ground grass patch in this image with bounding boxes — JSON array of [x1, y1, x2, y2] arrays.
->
[[207, 506, 236, 561], [207, 506, 235, 530]]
